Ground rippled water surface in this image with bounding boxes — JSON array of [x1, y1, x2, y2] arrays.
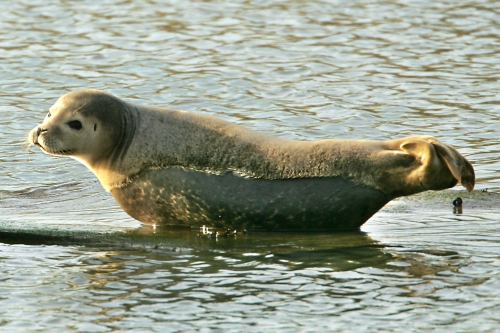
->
[[1, 0, 500, 331]]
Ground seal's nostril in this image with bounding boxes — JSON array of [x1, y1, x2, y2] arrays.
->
[[37, 127, 48, 136]]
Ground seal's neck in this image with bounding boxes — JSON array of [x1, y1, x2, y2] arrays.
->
[[78, 102, 139, 192], [81, 158, 129, 192], [108, 101, 138, 165]]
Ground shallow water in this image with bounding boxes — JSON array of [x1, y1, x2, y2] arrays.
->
[[1, 0, 500, 331]]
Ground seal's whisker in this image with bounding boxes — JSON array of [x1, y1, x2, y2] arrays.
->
[[23, 133, 33, 162]]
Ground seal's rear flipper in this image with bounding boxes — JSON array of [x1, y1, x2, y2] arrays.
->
[[429, 140, 475, 192], [399, 136, 475, 193]]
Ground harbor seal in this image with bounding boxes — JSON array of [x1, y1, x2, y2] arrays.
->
[[29, 89, 475, 230]]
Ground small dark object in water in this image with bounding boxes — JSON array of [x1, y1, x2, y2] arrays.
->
[[481, 188, 488, 192], [452, 197, 463, 207]]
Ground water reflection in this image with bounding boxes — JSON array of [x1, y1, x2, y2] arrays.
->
[[0, 226, 391, 271], [2, 220, 500, 332]]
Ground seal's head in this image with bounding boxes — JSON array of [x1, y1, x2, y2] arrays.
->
[[29, 89, 136, 170]]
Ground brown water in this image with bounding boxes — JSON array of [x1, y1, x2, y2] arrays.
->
[[1, 0, 500, 332]]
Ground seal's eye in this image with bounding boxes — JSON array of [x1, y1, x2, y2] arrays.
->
[[67, 120, 83, 130], [47, 112, 51, 118]]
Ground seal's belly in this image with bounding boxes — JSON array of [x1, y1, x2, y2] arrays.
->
[[110, 168, 390, 231]]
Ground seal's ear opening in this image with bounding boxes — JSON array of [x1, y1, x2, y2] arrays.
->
[[430, 142, 475, 192]]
